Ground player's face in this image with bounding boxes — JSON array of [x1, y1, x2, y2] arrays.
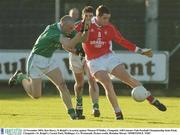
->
[[82, 12, 93, 20], [64, 22, 75, 34], [97, 13, 111, 26]]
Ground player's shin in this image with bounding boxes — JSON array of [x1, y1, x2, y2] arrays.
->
[[74, 83, 85, 119], [21, 79, 33, 98], [59, 89, 77, 119], [145, 90, 167, 111], [106, 90, 123, 120], [75, 96, 85, 119], [89, 81, 100, 117], [60, 89, 73, 109], [133, 86, 167, 111]]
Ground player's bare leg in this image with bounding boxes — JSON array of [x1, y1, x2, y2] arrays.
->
[[8, 69, 77, 119], [85, 64, 100, 117], [72, 72, 85, 119], [46, 68, 77, 119], [88, 77, 100, 117], [22, 78, 42, 99], [111, 64, 167, 111], [8, 70, 42, 99], [94, 70, 123, 120]]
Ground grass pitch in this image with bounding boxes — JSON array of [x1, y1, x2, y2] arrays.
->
[[0, 92, 180, 128]]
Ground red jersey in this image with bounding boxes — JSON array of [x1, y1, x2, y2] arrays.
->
[[75, 18, 137, 60]]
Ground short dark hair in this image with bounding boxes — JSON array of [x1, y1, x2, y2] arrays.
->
[[96, 5, 110, 16], [60, 15, 74, 25], [82, 6, 94, 15]]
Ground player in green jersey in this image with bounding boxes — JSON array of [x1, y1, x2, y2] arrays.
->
[[68, 6, 100, 119], [8, 15, 88, 120]]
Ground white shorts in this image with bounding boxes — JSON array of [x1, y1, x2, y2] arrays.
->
[[27, 53, 59, 79], [86, 53, 122, 75], [69, 53, 85, 73]]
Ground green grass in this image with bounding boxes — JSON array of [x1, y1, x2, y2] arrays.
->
[[0, 92, 180, 128]]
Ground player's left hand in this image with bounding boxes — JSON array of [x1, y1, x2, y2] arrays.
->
[[84, 17, 91, 31], [141, 48, 153, 57], [80, 17, 91, 33]]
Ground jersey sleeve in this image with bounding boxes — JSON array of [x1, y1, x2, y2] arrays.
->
[[111, 25, 137, 52], [75, 21, 82, 32], [47, 29, 60, 44]]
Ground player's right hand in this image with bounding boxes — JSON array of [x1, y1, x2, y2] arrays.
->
[[141, 48, 153, 57], [80, 18, 91, 32], [136, 48, 153, 58]]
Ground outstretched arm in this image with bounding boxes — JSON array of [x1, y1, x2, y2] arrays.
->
[[112, 25, 153, 57]]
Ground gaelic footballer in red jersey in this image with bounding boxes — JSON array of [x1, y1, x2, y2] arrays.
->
[[76, 5, 167, 120], [71, 6, 101, 119]]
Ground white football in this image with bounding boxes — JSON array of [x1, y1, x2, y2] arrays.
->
[[131, 86, 150, 102]]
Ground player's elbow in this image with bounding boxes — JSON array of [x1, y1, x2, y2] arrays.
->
[[62, 44, 72, 51]]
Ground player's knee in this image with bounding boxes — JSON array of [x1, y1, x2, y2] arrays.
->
[[31, 91, 41, 99], [33, 96, 40, 99], [75, 81, 84, 90], [130, 77, 141, 87], [88, 77, 95, 85], [102, 79, 112, 88], [75, 84, 83, 91], [32, 95, 41, 99], [99, 79, 111, 87], [88, 80, 97, 91]]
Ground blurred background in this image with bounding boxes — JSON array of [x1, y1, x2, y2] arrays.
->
[[0, 0, 180, 96]]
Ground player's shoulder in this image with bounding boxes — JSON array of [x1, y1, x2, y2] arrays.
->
[[75, 20, 83, 31], [75, 20, 82, 26], [49, 22, 58, 29], [105, 23, 115, 29], [105, 23, 120, 33], [43, 23, 59, 36], [75, 20, 82, 27], [47, 23, 61, 34]]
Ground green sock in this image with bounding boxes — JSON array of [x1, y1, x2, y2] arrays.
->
[[17, 73, 28, 84], [68, 108, 76, 119], [93, 103, 99, 110], [68, 108, 75, 114], [76, 97, 82, 106]]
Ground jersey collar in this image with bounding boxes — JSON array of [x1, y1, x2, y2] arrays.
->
[[57, 23, 61, 31], [92, 17, 102, 28], [57, 23, 66, 35]]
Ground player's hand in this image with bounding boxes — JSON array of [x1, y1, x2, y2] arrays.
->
[[136, 48, 153, 57], [141, 48, 153, 57], [80, 18, 91, 32], [84, 17, 91, 31]]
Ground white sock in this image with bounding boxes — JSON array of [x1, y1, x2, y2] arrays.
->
[[114, 107, 121, 113]]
